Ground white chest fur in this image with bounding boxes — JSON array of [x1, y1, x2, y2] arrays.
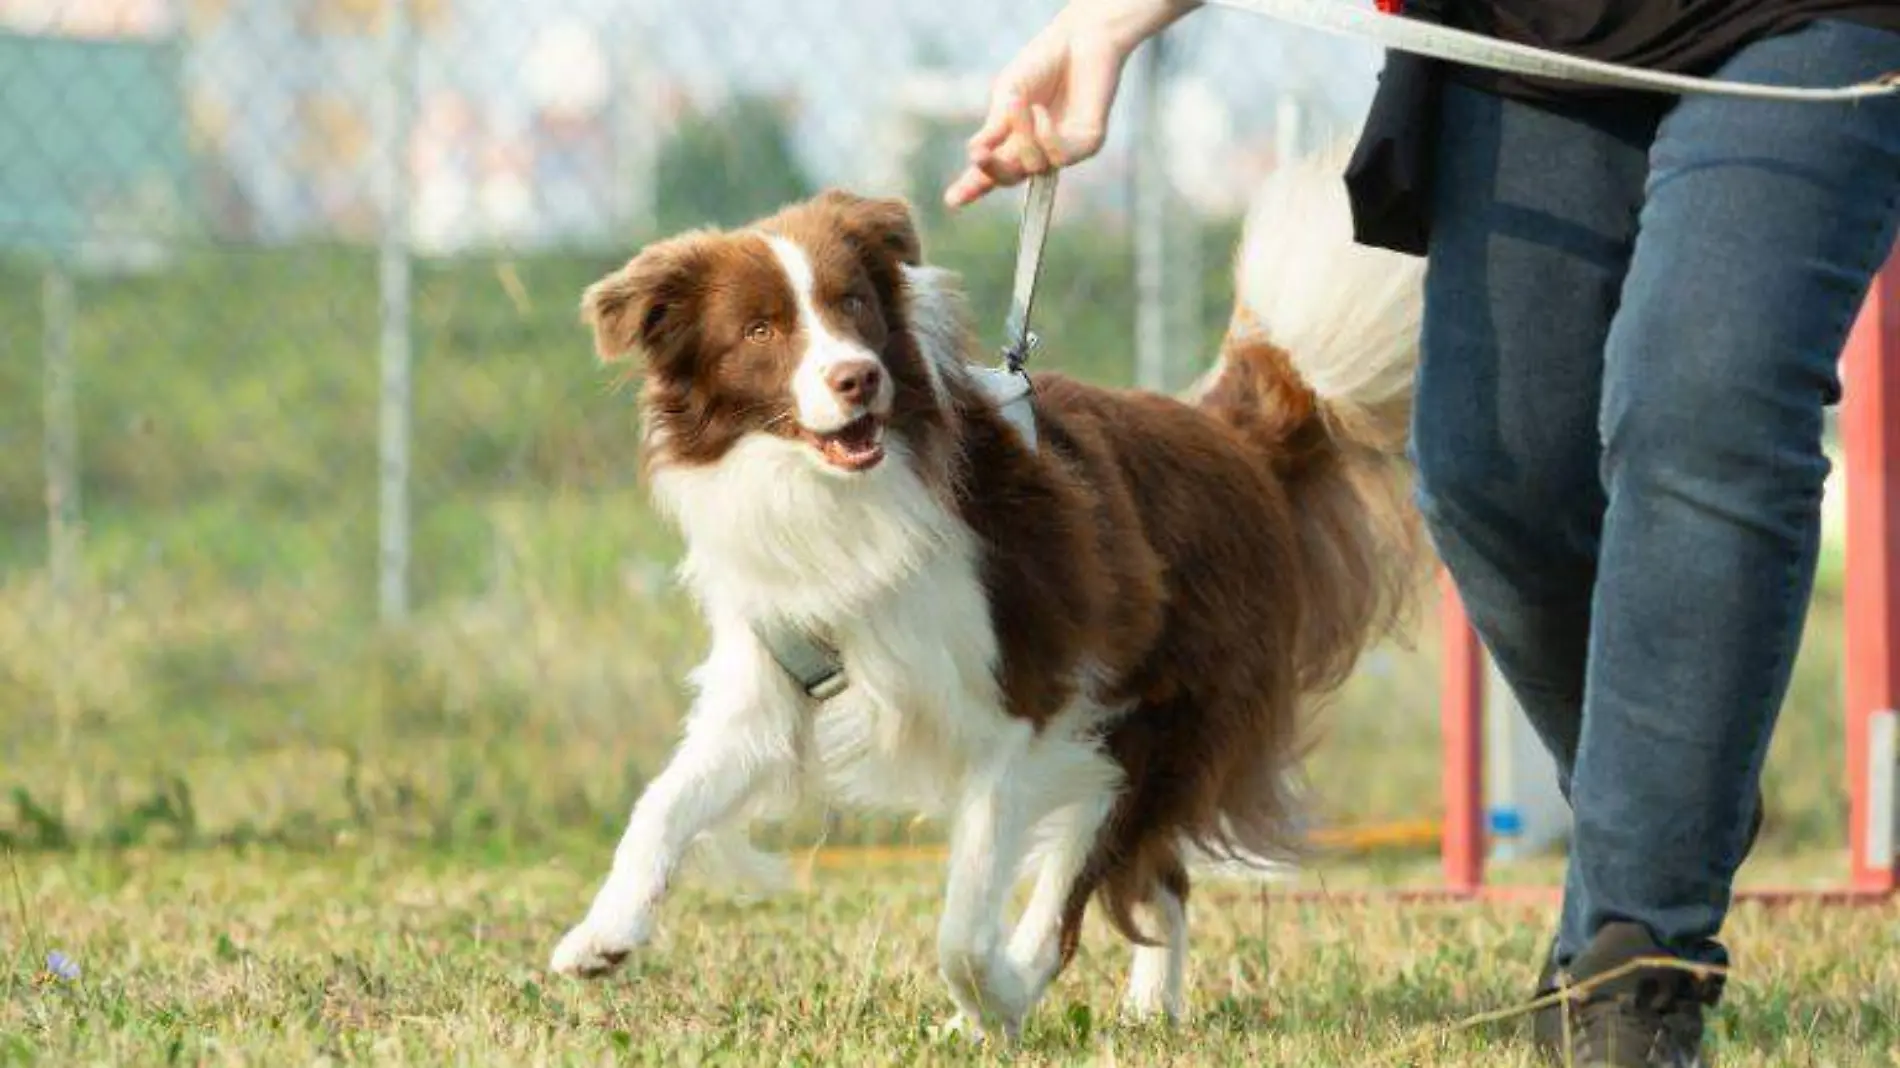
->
[[652, 433, 1014, 810], [650, 427, 1128, 841], [808, 545, 1008, 814]]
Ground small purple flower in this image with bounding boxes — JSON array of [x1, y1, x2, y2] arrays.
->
[[45, 950, 80, 981]]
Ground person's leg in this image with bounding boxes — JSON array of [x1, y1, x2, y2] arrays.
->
[[1565, 19, 1900, 968], [1413, 82, 1662, 790]]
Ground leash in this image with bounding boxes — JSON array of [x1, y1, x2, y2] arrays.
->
[[1204, 0, 1900, 101], [1001, 172, 1060, 375], [754, 173, 1057, 701], [966, 170, 1055, 449]]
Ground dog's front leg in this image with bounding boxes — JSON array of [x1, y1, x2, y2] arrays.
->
[[935, 723, 1039, 1041], [1005, 795, 1115, 1009], [550, 626, 798, 979]]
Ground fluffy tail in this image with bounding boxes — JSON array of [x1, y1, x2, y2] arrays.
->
[[1198, 144, 1428, 694]]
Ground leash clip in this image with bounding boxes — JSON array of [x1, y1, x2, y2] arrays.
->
[[1001, 330, 1040, 380]]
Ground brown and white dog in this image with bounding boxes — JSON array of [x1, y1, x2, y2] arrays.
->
[[549, 152, 1427, 1038]]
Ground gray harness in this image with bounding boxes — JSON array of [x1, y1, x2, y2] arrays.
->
[[752, 617, 852, 702], [753, 173, 1058, 700]]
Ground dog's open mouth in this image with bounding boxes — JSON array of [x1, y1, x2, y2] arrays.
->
[[804, 414, 886, 472]]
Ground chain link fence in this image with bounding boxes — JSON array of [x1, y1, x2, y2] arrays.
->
[[0, 0, 1488, 853]]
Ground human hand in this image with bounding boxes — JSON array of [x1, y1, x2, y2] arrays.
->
[[943, 0, 1198, 209]]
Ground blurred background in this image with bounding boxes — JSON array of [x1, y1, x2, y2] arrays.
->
[[0, 0, 1855, 861]]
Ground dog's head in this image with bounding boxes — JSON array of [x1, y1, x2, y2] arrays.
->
[[584, 190, 946, 477]]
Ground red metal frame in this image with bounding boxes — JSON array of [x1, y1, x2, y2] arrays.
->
[[1438, 572, 1485, 894], [1844, 250, 1900, 896], [1275, 260, 1900, 905]]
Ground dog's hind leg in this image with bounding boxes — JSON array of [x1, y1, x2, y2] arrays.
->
[[550, 623, 801, 979], [1122, 858, 1190, 1022]]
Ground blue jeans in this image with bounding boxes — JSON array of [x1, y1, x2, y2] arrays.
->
[[1414, 19, 1900, 966]]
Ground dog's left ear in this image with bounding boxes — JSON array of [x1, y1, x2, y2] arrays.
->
[[580, 231, 713, 367], [812, 189, 922, 267]]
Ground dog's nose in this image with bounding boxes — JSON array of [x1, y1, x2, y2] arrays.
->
[[825, 360, 882, 405]]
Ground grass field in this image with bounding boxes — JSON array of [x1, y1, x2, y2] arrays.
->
[[2, 216, 1887, 1063], [6, 848, 1898, 1065]]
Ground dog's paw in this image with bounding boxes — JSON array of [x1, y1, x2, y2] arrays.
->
[[1119, 997, 1181, 1026], [928, 1008, 1028, 1046], [1121, 981, 1184, 1025], [548, 921, 641, 979], [926, 1013, 986, 1045]]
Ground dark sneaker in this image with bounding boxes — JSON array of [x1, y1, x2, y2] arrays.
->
[[1530, 791, 1760, 1059], [1529, 922, 1724, 1067]]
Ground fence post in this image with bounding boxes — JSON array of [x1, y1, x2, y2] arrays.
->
[[1274, 94, 1303, 169], [42, 263, 80, 602], [1133, 33, 1169, 391], [1843, 253, 1900, 895], [612, 32, 659, 239], [376, 0, 417, 623], [1485, 653, 1569, 861], [42, 260, 84, 819]]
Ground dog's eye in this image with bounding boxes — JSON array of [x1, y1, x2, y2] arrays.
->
[[744, 320, 775, 344], [840, 294, 866, 317]]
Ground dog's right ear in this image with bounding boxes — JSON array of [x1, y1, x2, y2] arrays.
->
[[809, 189, 922, 268], [581, 232, 712, 366]]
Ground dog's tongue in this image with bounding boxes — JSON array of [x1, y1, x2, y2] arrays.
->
[[822, 418, 882, 467]]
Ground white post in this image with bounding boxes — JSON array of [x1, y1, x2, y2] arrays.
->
[[42, 260, 83, 818], [1484, 654, 1571, 860], [1171, 152, 1202, 374], [614, 51, 659, 238], [868, 106, 919, 201], [607, 3, 658, 241], [1869, 709, 1897, 873], [1133, 35, 1168, 391], [42, 264, 79, 601], [1275, 93, 1303, 168], [376, 0, 416, 622]]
